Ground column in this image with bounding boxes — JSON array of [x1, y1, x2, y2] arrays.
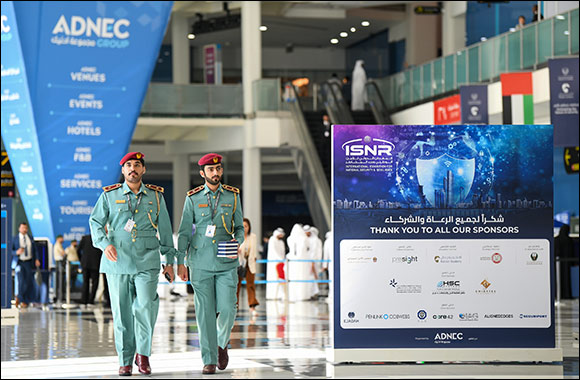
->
[[172, 154, 190, 232], [242, 1, 261, 114], [243, 145, 262, 244], [442, 1, 466, 56], [242, 2, 262, 241], [171, 13, 190, 84]]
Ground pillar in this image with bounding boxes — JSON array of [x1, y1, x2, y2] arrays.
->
[[171, 13, 190, 84], [242, 2, 262, 241]]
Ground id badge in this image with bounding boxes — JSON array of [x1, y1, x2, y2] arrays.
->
[[124, 219, 135, 233], [205, 225, 216, 237]]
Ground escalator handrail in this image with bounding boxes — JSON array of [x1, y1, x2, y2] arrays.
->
[[365, 79, 393, 124]]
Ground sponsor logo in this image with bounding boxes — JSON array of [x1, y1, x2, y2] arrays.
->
[[417, 310, 428, 320], [343, 311, 359, 324], [530, 252, 538, 261], [458, 313, 479, 321], [484, 314, 513, 319], [389, 278, 422, 294], [365, 313, 411, 320], [519, 314, 548, 319], [392, 255, 418, 264], [480, 252, 502, 263], [433, 280, 464, 295], [434, 332, 464, 343], [432, 314, 454, 320], [342, 136, 395, 157], [372, 257, 377, 263], [434, 255, 463, 264], [52, 15, 130, 39], [526, 252, 543, 266], [475, 279, 496, 294]]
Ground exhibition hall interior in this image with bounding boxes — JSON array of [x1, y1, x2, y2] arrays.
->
[[1, 1, 579, 378]]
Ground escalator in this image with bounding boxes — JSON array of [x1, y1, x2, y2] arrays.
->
[[302, 110, 331, 186]]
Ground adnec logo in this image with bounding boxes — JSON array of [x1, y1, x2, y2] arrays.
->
[[52, 15, 130, 39], [1, 14, 12, 41], [342, 136, 395, 157]]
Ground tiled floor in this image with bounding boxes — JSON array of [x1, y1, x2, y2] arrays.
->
[[1, 288, 578, 379]]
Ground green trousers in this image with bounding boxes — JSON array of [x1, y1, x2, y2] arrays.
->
[[190, 267, 238, 365], [107, 269, 159, 366]]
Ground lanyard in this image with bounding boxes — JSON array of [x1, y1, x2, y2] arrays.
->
[[126, 193, 143, 220], [206, 191, 221, 220]]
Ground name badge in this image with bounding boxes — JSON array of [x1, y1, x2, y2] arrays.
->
[[124, 219, 135, 233], [205, 225, 216, 237]]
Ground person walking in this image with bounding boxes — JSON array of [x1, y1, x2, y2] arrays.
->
[[236, 218, 259, 317], [89, 151, 176, 376], [266, 228, 286, 300], [78, 234, 102, 307], [176, 153, 244, 374], [11, 222, 40, 308]]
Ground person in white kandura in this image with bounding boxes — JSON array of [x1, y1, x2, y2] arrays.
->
[[266, 228, 287, 300]]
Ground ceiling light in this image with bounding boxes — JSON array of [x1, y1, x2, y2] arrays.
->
[[480, 37, 487, 41], [259, 25, 268, 31], [350, 27, 356, 33], [340, 32, 348, 38], [330, 38, 339, 44], [361, 21, 370, 27], [187, 33, 195, 40], [556, 15, 565, 20]]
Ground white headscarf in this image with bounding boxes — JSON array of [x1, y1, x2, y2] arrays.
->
[[273, 227, 285, 238]]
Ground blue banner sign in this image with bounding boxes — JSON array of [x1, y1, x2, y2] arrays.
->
[[333, 124, 554, 350], [1, 1, 54, 240], [11, 1, 173, 242], [549, 58, 579, 147], [460, 85, 488, 124]]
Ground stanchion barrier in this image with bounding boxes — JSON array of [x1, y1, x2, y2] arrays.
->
[[61, 260, 80, 309]]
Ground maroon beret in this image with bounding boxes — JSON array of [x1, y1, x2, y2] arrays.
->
[[119, 152, 145, 166], [198, 153, 222, 166]]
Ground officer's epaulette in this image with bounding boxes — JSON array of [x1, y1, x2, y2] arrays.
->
[[187, 185, 205, 197], [145, 184, 164, 193], [222, 184, 240, 194], [102, 183, 122, 192]]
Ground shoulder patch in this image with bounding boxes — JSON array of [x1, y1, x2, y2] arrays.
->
[[222, 184, 240, 194], [145, 184, 164, 193], [102, 183, 122, 192], [187, 185, 205, 197]]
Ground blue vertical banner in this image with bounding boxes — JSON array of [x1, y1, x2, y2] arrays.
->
[[332, 124, 555, 355], [549, 58, 579, 147], [460, 85, 488, 124], [1, 1, 54, 240], [11, 1, 173, 242], [1, 198, 13, 309]]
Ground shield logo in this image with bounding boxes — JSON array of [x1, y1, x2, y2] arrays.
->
[[416, 153, 475, 207]]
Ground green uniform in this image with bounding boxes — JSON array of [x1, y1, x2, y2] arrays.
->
[[177, 183, 244, 365], [89, 181, 175, 366]]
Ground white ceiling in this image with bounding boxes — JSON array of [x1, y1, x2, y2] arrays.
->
[[167, 1, 409, 48]]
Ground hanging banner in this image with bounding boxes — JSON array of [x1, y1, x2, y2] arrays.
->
[[12, 1, 173, 242], [501, 72, 533, 124], [332, 124, 555, 358], [1, 150, 15, 197], [549, 58, 579, 147], [434, 94, 461, 125], [203, 43, 222, 84], [1, 1, 54, 240], [460, 85, 488, 124]]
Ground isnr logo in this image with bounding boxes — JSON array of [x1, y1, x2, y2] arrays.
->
[[342, 136, 394, 157]]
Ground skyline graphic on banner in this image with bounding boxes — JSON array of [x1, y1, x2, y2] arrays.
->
[[5, 1, 173, 241], [333, 124, 553, 211]]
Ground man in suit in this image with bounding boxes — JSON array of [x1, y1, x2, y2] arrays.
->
[[11, 222, 40, 308], [78, 234, 102, 307]]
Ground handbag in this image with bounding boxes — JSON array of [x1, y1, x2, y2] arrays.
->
[[237, 264, 247, 279], [35, 268, 42, 286]]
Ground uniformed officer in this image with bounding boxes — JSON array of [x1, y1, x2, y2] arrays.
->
[[176, 153, 244, 374], [89, 152, 176, 376]]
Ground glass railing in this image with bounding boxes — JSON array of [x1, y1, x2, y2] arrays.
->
[[253, 78, 289, 112], [140, 83, 244, 116], [377, 8, 579, 110]]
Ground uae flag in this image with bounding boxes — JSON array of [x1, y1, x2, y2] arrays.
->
[[501, 73, 534, 124]]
